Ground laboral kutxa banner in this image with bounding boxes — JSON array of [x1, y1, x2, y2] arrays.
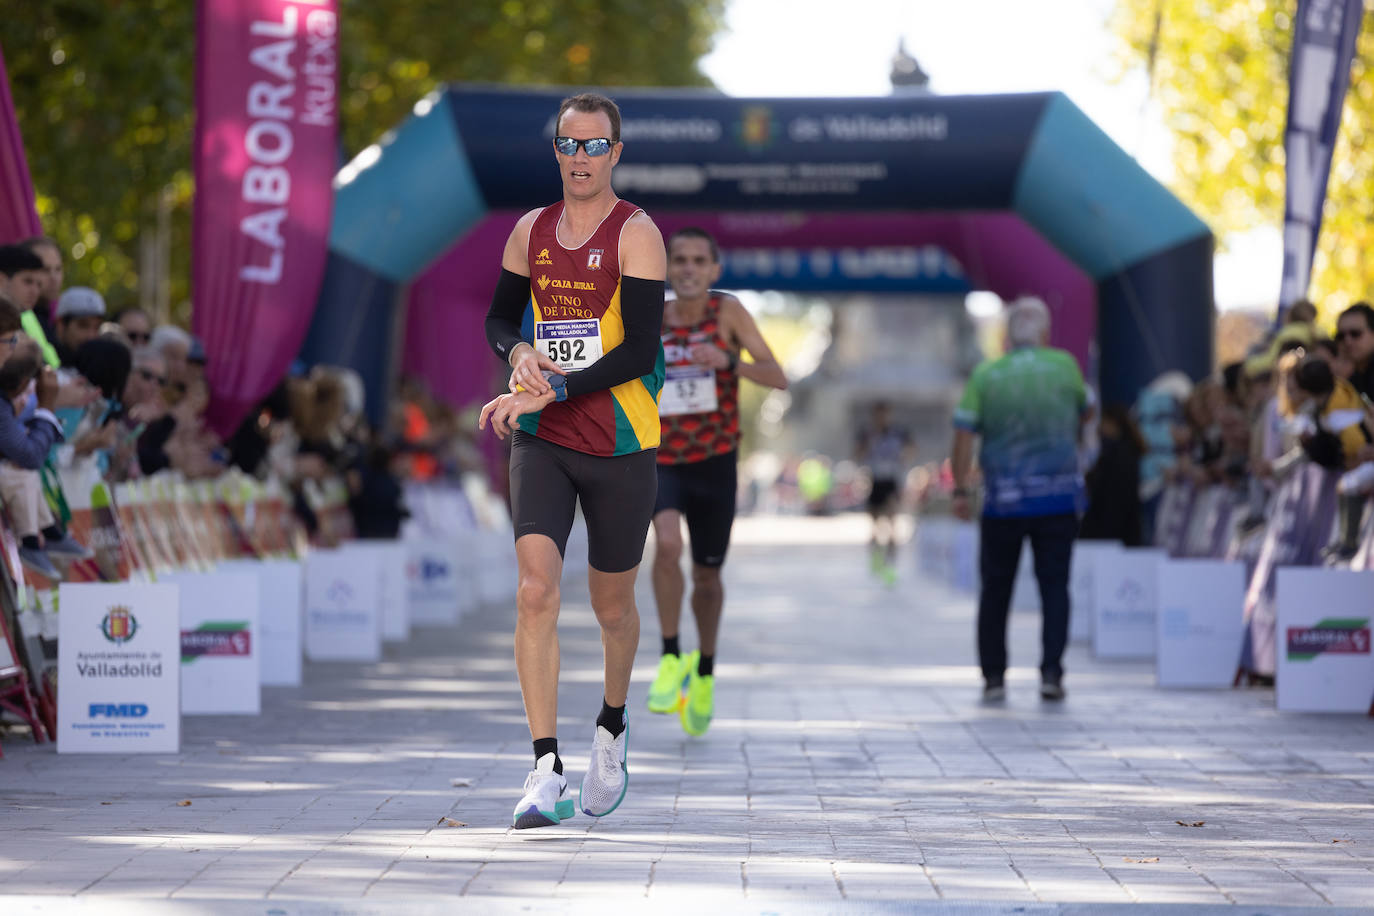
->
[[192, 0, 337, 436]]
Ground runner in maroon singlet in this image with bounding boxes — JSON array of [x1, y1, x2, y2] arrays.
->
[[645, 227, 788, 736], [480, 93, 666, 828]]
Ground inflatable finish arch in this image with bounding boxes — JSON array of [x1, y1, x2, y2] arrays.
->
[[302, 86, 1213, 416]]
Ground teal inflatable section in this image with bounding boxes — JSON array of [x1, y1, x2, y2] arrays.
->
[[329, 91, 487, 282], [1013, 93, 1211, 279]]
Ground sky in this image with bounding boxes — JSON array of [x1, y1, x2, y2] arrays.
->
[[698, 0, 1281, 311]]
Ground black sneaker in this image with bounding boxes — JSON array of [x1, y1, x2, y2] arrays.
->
[[982, 681, 1006, 702], [1039, 678, 1066, 701]]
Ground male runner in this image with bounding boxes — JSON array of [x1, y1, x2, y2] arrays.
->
[[646, 227, 786, 735], [479, 93, 666, 828], [854, 401, 912, 584]]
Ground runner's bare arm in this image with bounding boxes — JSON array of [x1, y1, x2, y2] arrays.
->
[[559, 213, 666, 399], [486, 209, 561, 395], [619, 211, 667, 281], [720, 295, 787, 390]]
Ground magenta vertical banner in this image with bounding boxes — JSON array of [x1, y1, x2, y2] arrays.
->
[[192, 0, 338, 436], [0, 41, 44, 244]]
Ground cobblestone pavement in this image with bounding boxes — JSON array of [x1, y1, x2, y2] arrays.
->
[[1, 514, 1372, 913]]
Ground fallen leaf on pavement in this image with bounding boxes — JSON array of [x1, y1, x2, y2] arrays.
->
[[1122, 856, 1160, 863], [439, 818, 466, 828], [100, 801, 112, 806], [1332, 839, 1349, 843], [1175, 820, 1205, 827], [450, 778, 473, 787], [177, 800, 192, 807]]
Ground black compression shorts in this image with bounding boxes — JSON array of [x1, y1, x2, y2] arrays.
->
[[654, 451, 738, 568], [509, 431, 658, 573], [867, 477, 900, 514]]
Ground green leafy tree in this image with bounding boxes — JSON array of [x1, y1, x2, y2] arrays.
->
[[5, 1, 724, 323], [1111, 0, 1374, 322]]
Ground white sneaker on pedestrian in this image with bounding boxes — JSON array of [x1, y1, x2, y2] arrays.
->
[[579, 718, 628, 817], [512, 753, 573, 829]]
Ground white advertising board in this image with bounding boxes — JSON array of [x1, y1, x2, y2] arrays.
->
[[341, 541, 409, 642], [219, 558, 303, 687], [1156, 559, 1246, 688], [1069, 541, 1121, 644], [305, 548, 381, 661], [1092, 548, 1166, 659], [406, 538, 466, 626], [58, 583, 180, 753], [1276, 568, 1374, 713], [165, 570, 261, 715]]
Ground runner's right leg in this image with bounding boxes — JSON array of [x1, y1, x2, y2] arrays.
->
[[648, 493, 694, 714], [651, 510, 686, 646], [508, 432, 577, 828]]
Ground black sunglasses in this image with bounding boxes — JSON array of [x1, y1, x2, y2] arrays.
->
[[1335, 328, 1367, 342], [553, 136, 613, 157], [137, 367, 168, 386]]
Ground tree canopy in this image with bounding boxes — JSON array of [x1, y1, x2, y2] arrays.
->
[[4, 0, 725, 322], [1111, 0, 1374, 321]]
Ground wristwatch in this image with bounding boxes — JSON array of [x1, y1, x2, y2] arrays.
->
[[542, 370, 568, 402]]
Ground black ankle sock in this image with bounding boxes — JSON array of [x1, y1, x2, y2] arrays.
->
[[532, 737, 562, 775], [662, 635, 680, 657], [697, 654, 714, 677], [597, 700, 626, 737], [41, 525, 64, 542], [21, 536, 41, 550]]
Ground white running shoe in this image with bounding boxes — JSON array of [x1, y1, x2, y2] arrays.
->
[[512, 753, 574, 829], [579, 718, 628, 817]]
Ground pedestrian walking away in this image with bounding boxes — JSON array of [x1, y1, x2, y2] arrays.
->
[[479, 92, 667, 828], [647, 227, 788, 736], [950, 297, 1087, 703]]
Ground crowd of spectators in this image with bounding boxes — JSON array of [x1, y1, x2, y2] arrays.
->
[[1123, 299, 1374, 558], [0, 237, 479, 581]]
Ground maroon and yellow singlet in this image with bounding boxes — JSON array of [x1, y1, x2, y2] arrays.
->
[[516, 199, 665, 457]]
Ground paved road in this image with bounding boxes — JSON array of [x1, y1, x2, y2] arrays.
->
[[2, 514, 1372, 912]]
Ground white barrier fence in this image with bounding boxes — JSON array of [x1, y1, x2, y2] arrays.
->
[[26, 476, 519, 755], [916, 491, 1374, 714]]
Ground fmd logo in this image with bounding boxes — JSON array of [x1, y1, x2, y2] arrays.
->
[[89, 703, 149, 718]]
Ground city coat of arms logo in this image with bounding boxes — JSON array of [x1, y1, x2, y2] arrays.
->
[[101, 605, 138, 645]]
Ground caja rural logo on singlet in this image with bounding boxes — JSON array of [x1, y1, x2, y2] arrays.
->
[[1287, 618, 1371, 661]]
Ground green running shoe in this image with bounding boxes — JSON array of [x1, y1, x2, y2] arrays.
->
[[646, 651, 696, 714], [680, 668, 714, 737]]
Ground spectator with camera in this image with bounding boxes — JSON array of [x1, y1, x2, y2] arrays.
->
[[0, 298, 91, 578]]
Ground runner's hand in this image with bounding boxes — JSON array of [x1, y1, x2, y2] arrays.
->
[[952, 491, 973, 521], [689, 343, 730, 370], [508, 343, 564, 396], [478, 390, 554, 440]]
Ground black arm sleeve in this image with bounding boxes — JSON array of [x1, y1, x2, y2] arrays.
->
[[484, 268, 531, 363], [565, 276, 665, 399]]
